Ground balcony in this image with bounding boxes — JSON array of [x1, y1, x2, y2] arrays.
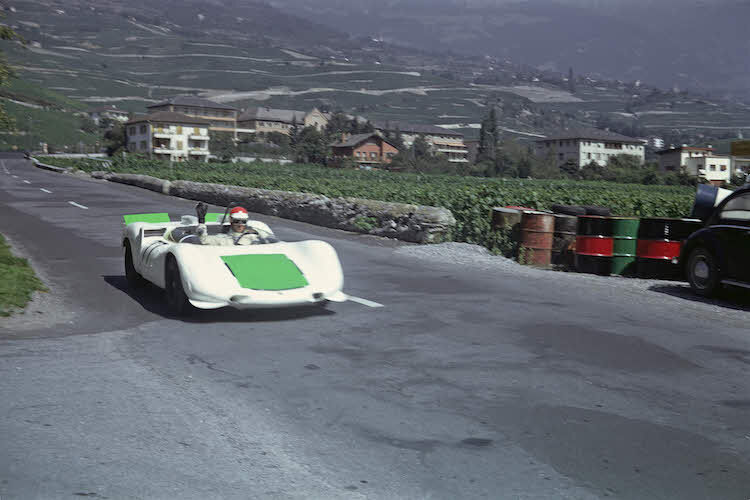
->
[[153, 131, 174, 139], [153, 147, 173, 154], [436, 147, 468, 154], [189, 134, 209, 141], [448, 158, 470, 163], [189, 149, 210, 155]]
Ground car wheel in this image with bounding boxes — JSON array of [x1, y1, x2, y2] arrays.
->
[[165, 258, 191, 315], [687, 247, 720, 297], [124, 241, 146, 288]]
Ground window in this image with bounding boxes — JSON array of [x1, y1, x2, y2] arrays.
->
[[370, 152, 377, 159], [176, 126, 182, 134], [177, 141, 183, 150], [129, 127, 136, 136], [194, 127, 199, 134], [139, 125, 146, 134], [721, 165, 727, 171], [710, 164, 716, 171], [559, 153, 564, 160], [139, 140, 146, 151], [720, 194, 750, 220]]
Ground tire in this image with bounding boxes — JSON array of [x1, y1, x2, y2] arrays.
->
[[686, 247, 720, 297], [124, 241, 146, 288], [583, 205, 612, 216], [550, 204, 586, 216], [165, 258, 191, 315]]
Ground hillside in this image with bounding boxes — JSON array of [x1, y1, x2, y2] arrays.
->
[[270, 0, 750, 100], [3, 0, 750, 149]]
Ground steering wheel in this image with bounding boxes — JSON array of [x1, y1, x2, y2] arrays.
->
[[179, 234, 200, 244]]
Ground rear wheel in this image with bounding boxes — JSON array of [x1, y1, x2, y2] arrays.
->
[[165, 258, 191, 315], [124, 240, 146, 288], [687, 247, 720, 297]]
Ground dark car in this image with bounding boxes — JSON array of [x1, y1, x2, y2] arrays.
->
[[682, 186, 750, 296]]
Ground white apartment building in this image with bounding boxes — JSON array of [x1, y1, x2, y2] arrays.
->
[[373, 121, 469, 163], [535, 129, 645, 168], [684, 155, 732, 185], [126, 112, 211, 162], [656, 145, 715, 172]]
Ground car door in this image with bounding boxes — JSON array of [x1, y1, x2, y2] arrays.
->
[[714, 192, 750, 283]]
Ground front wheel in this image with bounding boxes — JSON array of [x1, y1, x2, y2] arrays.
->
[[165, 258, 191, 315], [687, 247, 720, 297]]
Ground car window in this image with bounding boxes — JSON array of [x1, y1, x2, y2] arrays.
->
[[719, 193, 750, 220]]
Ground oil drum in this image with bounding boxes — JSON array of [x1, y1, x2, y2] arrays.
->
[[519, 211, 554, 267], [552, 214, 577, 268], [610, 217, 640, 276], [575, 215, 614, 275], [636, 218, 703, 279]]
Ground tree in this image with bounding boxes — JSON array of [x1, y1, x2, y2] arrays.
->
[[412, 134, 430, 160], [295, 126, 328, 164], [210, 131, 236, 162], [477, 106, 497, 163], [0, 24, 22, 131], [567, 67, 576, 93], [103, 123, 127, 156], [289, 116, 299, 150], [80, 116, 97, 134]]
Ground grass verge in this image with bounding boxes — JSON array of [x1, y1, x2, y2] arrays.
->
[[0, 233, 46, 316]]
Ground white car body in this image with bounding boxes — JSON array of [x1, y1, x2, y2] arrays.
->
[[122, 217, 347, 310]]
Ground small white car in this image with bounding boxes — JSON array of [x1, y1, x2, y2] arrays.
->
[[122, 211, 347, 314]]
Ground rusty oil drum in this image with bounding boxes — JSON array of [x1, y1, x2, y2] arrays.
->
[[636, 218, 703, 279], [575, 215, 614, 275], [552, 214, 577, 268], [519, 211, 554, 267]]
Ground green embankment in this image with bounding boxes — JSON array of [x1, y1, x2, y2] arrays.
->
[[37, 156, 696, 253], [0, 234, 46, 316]]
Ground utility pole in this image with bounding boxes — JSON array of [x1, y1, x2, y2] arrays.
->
[[27, 115, 32, 152]]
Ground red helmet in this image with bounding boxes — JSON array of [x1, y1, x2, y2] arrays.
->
[[229, 206, 249, 221]]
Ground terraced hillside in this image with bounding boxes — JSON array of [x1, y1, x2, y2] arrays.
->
[[4, 0, 750, 146]]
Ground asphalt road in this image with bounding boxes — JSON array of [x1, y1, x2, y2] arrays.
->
[[1, 153, 749, 500]]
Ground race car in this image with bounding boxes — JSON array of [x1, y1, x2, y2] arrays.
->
[[122, 207, 347, 314]]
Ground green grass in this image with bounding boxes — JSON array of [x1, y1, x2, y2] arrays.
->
[[0, 100, 101, 151], [0, 233, 46, 316]]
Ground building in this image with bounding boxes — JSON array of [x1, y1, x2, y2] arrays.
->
[[87, 106, 129, 126], [330, 133, 399, 167], [535, 129, 645, 168], [656, 145, 715, 172], [683, 155, 732, 185], [237, 107, 329, 135], [125, 112, 211, 162], [373, 121, 468, 163], [146, 96, 239, 134]]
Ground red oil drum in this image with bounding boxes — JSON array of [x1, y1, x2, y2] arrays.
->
[[636, 218, 703, 279], [575, 216, 614, 275], [519, 211, 554, 267]]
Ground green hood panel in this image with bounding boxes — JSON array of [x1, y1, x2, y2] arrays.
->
[[221, 254, 309, 291], [123, 213, 170, 224]]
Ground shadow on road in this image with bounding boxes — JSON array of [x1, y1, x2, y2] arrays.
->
[[102, 275, 335, 323], [649, 283, 750, 312]]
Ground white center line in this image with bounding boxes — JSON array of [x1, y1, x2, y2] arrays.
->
[[68, 201, 89, 210], [347, 295, 384, 308], [23, 180, 31, 184], [40, 188, 52, 193], [11, 175, 17, 178]]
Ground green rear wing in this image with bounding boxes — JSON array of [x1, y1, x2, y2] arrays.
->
[[123, 212, 224, 225]]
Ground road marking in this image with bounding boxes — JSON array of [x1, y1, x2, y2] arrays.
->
[[11, 175, 17, 178], [40, 188, 52, 193], [23, 180, 31, 184], [68, 201, 88, 209], [347, 295, 384, 308]]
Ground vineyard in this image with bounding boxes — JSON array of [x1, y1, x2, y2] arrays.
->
[[37, 156, 697, 251]]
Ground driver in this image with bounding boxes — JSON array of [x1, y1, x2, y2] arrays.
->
[[195, 203, 261, 246]]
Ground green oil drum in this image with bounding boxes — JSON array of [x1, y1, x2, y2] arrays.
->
[[610, 217, 640, 276]]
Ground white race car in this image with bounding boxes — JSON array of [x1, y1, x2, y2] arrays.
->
[[122, 208, 347, 314]]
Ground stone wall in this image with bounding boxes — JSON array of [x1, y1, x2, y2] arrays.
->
[[90, 172, 455, 244]]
